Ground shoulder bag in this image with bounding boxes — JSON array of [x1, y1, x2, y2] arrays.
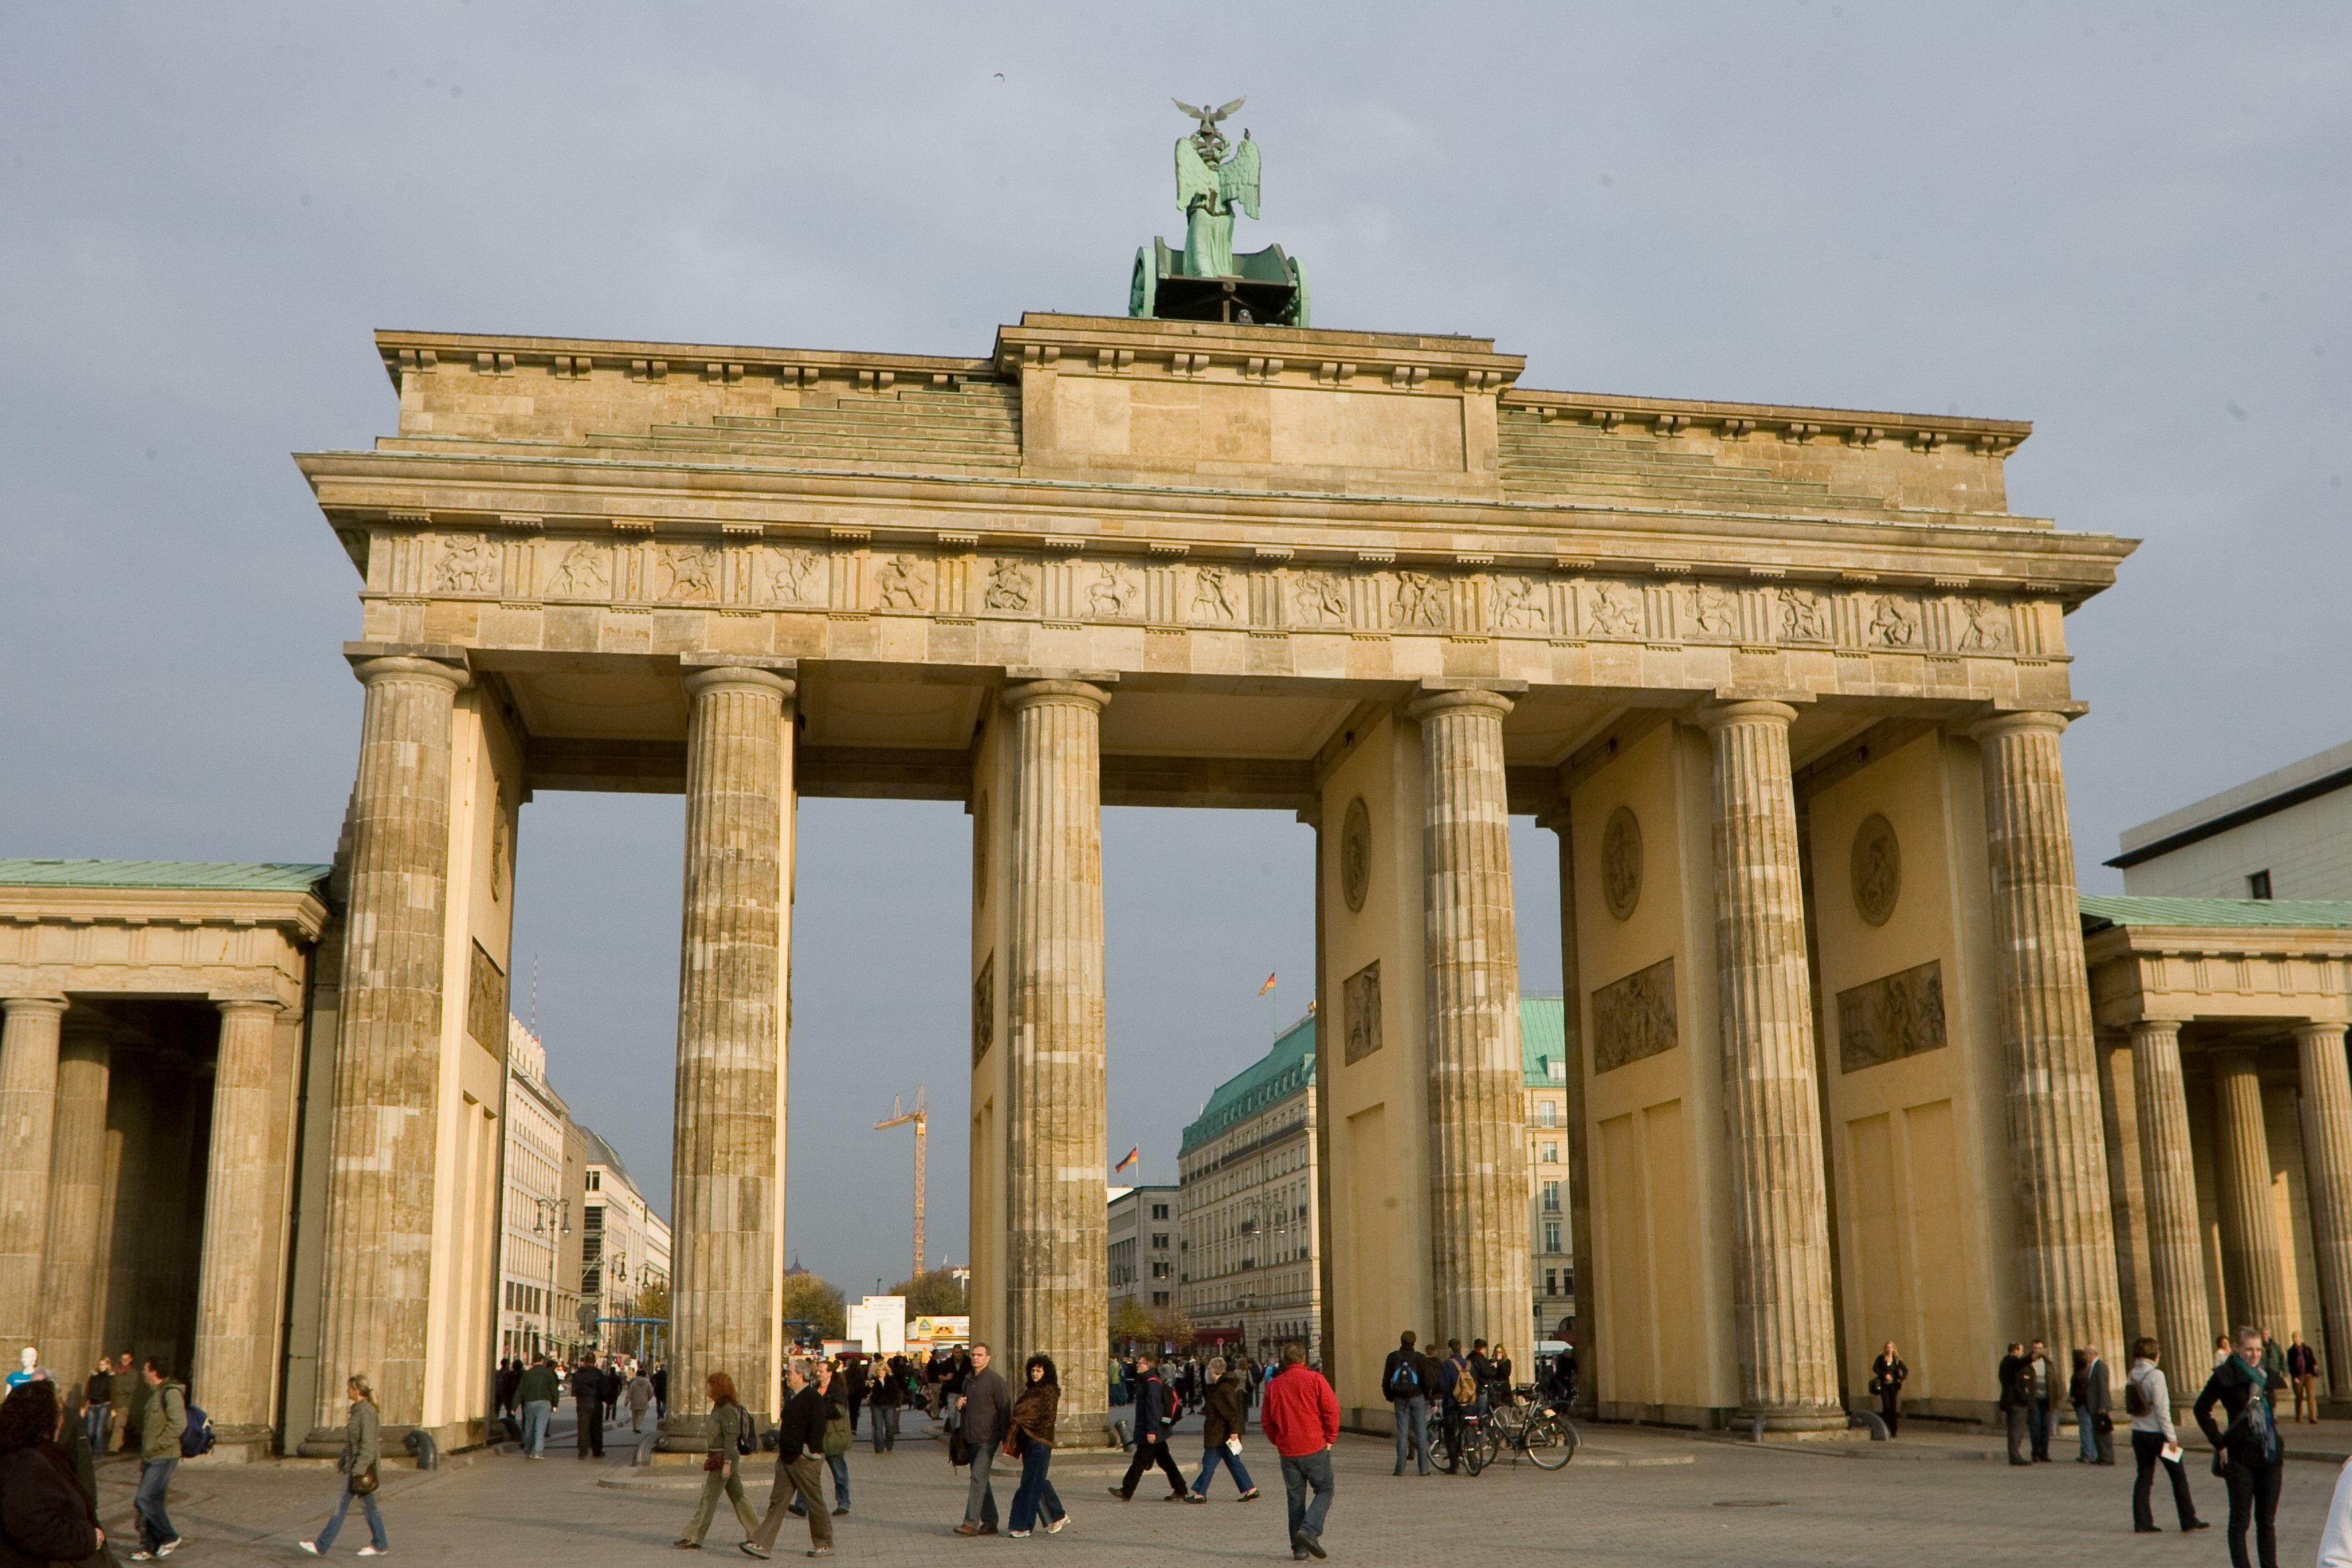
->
[[350, 1461, 380, 1496]]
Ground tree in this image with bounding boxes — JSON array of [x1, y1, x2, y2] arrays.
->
[[634, 1279, 671, 1326], [779, 1271, 847, 1339], [887, 1268, 968, 1318], [1110, 1297, 1153, 1350], [1146, 1302, 1194, 1351]]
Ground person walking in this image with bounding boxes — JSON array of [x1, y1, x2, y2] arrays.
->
[[83, 1359, 113, 1457], [1187, 1356, 1259, 1502], [1260, 1342, 1338, 1562], [867, 1355, 901, 1453], [495, 1357, 520, 1426], [840, 1357, 867, 1438], [2077, 1346, 2115, 1465], [571, 1358, 606, 1459], [130, 1358, 187, 1562], [1109, 1351, 1187, 1503], [675, 1372, 761, 1552], [2290, 1334, 2321, 1425], [0, 1380, 105, 1566], [297, 1375, 388, 1557], [1998, 1343, 2030, 1465], [1382, 1331, 1432, 1476], [627, 1367, 655, 1434], [516, 1354, 558, 1459], [795, 1361, 850, 1518], [119, 1353, 148, 1458], [1871, 1342, 1908, 1437], [57, 1379, 96, 1506], [2126, 1338, 2208, 1536], [601, 1357, 625, 1429], [1003, 1355, 1068, 1539], [2197, 1325, 2285, 1568], [742, 1359, 832, 1561], [652, 1363, 669, 1420], [952, 1343, 1010, 1536]]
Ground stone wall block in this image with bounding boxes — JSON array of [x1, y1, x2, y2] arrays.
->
[[1405, 689, 1529, 1348], [1006, 679, 1110, 1440], [0, 997, 68, 1346], [40, 1014, 111, 1377], [1700, 701, 1842, 1420], [1973, 712, 2123, 1361], [2294, 1024, 2352, 1393], [313, 655, 467, 1433], [2129, 1020, 2211, 1379], [669, 668, 790, 1432]]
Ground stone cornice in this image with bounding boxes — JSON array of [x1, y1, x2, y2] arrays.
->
[[0, 884, 331, 942], [375, 328, 991, 392], [1503, 387, 2031, 456]]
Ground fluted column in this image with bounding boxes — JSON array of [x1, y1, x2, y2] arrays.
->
[[0, 997, 69, 1346], [1539, 802, 1597, 1416], [1004, 679, 1110, 1442], [2129, 1020, 2210, 1375], [1973, 710, 2124, 1360], [193, 999, 287, 1446], [1698, 701, 1841, 1424], [665, 662, 792, 1442], [311, 652, 467, 1439], [1405, 687, 1530, 1350], [2213, 1048, 2288, 1334], [2296, 1024, 2352, 1398], [40, 1013, 111, 1378]]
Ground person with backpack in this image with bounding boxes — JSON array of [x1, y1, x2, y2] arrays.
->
[[297, 1374, 387, 1556], [675, 1371, 763, 1552], [2196, 1326, 2284, 1568], [1436, 1339, 1473, 1474], [1381, 1331, 1432, 1476], [1108, 1351, 1188, 1502], [130, 1359, 187, 1561], [2125, 1337, 2207, 1535]]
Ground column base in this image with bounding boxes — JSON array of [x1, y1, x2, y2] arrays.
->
[[656, 1412, 714, 1453], [1739, 1406, 1852, 1435], [186, 1424, 275, 1464]]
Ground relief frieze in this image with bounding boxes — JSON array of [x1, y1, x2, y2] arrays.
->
[[1836, 959, 1947, 1073], [1591, 956, 1677, 1073]]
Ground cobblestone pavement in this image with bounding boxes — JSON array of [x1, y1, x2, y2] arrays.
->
[[91, 1409, 2344, 1565]]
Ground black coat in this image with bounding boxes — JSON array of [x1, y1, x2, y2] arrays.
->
[[0, 1445, 99, 1568], [1381, 1348, 1428, 1402], [1202, 1374, 1248, 1448], [2196, 1356, 2282, 1468], [569, 1365, 603, 1402], [775, 1383, 826, 1464]]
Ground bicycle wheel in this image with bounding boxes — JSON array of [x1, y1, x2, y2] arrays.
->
[[1522, 1413, 1571, 1469], [1463, 1432, 1486, 1475]]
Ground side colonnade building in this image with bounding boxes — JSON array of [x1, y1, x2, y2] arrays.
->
[[15, 301, 2347, 1453]]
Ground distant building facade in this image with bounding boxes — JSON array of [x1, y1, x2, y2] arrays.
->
[[581, 1124, 672, 1360], [2111, 738, 2352, 899], [1179, 1014, 1322, 1365], [1522, 999, 1575, 1345], [1108, 1182, 1179, 1323], [499, 1018, 581, 1362]]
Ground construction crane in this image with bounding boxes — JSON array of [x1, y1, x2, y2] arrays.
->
[[875, 1088, 927, 1283]]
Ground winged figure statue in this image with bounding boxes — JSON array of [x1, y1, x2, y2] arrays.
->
[[1128, 95, 1307, 326], [1171, 97, 1259, 279]]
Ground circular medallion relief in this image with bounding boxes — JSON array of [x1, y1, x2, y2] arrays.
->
[[1340, 797, 1372, 913], [1601, 805, 1643, 921], [1851, 812, 1901, 926]]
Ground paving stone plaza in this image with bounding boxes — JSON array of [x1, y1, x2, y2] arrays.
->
[[76, 1407, 2349, 1565]]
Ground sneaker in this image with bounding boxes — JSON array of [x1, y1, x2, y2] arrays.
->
[[1006, 1530, 1032, 1539], [358, 1551, 387, 1558], [158, 1542, 187, 1560], [128, 1555, 156, 1564], [1045, 1516, 1068, 1534], [298, 1546, 321, 1557], [807, 1550, 833, 1559]]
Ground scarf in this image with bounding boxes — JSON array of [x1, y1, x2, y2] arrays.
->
[[2239, 1361, 2281, 1463]]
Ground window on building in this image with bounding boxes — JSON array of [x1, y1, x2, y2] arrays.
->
[[1543, 1221, 1561, 1253], [2249, 869, 2274, 899], [1151, 1203, 1169, 1220], [1151, 1261, 1171, 1279], [584, 1205, 603, 1230], [1152, 1291, 1170, 1306], [1151, 1234, 1168, 1250], [586, 1171, 601, 1191], [1540, 1142, 1559, 1164], [1541, 1179, 1561, 1213], [582, 1269, 601, 1295], [1545, 1267, 1558, 1295], [1549, 1059, 1566, 1083], [1538, 1100, 1557, 1128]]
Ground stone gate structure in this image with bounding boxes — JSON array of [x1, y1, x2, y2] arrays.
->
[[275, 307, 2147, 1445]]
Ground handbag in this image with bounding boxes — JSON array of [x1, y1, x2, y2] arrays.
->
[[822, 1416, 851, 1458], [703, 1451, 728, 1473], [947, 1430, 975, 1467], [1000, 1428, 1025, 1460], [349, 1461, 379, 1496]]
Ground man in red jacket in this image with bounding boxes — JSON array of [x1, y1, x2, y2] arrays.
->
[[1257, 1342, 1339, 1561]]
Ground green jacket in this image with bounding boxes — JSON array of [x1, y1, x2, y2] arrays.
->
[[707, 1402, 748, 1467], [342, 1398, 381, 1475], [142, 1381, 187, 1461], [516, 1363, 560, 1405]]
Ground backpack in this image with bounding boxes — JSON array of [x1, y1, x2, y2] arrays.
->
[[734, 1408, 754, 1455], [1387, 1356, 1419, 1398], [2124, 1371, 2150, 1419], [1453, 1364, 1477, 1404], [179, 1393, 215, 1458]]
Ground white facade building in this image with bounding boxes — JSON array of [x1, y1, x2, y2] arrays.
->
[[499, 1016, 581, 1361], [2113, 738, 2352, 899], [1178, 1015, 1321, 1366], [581, 1125, 672, 1360], [1108, 1182, 1180, 1328]]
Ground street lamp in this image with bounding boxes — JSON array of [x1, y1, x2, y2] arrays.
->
[[531, 1197, 571, 1358]]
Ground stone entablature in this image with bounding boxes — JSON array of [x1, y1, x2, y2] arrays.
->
[[2085, 907, 2352, 1028], [0, 868, 329, 1010]]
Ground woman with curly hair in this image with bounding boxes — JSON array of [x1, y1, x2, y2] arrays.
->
[[1004, 1355, 1069, 1538], [677, 1372, 761, 1550], [0, 1378, 103, 1566]]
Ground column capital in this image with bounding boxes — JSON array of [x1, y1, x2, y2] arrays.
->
[[0, 997, 68, 1022], [346, 648, 471, 692], [213, 997, 285, 1020], [2295, 1021, 2350, 1043], [2128, 1018, 2184, 1044], [681, 663, 795, 703], [1968, 708, 2074, 742], [1404, 685, 1516, 722], [1696, 698, 1799, 734], [1003, 678, 1112, 714]]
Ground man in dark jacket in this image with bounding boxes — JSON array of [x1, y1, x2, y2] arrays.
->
[[516, 1354, 559, 1458], [1996, 1343, 2029, 1465], [2024, 1339, 2058, 1461], [842, 1356, 868, 1436], [1110, 1352, 1189, 1502], [1381, 1331, 1432, 1477], [744, 1359, 832, 1559], [650, 1361, 668, 1418], [2073, 1347, 2114, 1466], [2197, 1328, 2284, 1568], [600, 1357, 624, 1427], [569, 1359, 605, 1458], [954, 1343, 1010, 1536]]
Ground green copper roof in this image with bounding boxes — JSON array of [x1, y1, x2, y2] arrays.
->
[[0, 860, 331, 893], [1181, 997, 1569, 1156], [2081, 895, 2352, 931]]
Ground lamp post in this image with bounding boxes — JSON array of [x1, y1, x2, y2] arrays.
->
[[531, 1197, 571, 1359]]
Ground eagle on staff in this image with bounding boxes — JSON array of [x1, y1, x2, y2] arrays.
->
[[1128, 95, 1306, 326], [1170, 95, 1259, 279]]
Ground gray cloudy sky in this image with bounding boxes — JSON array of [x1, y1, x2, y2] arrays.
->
[[4, 5, 2345, 1300]]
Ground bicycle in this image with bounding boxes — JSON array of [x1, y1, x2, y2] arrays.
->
[[1431, 1408, 1490, 1476], [1487, 1385, 1577, 1469]]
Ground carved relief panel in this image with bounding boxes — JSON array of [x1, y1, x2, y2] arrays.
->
[[1343, 961, 1382, 1065], [1836, 959, 1946, 1073], [1591, 957, 1677, 1073]]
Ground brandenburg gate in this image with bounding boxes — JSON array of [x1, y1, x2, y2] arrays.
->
[[281, 297, 2135, 1447]]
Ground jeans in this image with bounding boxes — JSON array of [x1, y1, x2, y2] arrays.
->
[[1391, 1395, 1430, 1474], [2076, 1404, 2100, 1461], [522, 1399, 552, 1457], [2028, 1402, 2052, 1459], [85, 1402, 109, 1455], [872, 1404, 899, 1451], [685, 1460, 760, 1546], [963, 1441, 999, 1527], [136, 1457, 179, 1550], [2223, 1459, 2282, 1568], [1279, 1447, 1334, 1545], [791, 1453, 848, 1511], [313, 1479, 388, 1553], [2131, 1430, 2200, 1530], [1008, 1440, 1062, 1533], [1191, 1442, 1256, 1496]]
